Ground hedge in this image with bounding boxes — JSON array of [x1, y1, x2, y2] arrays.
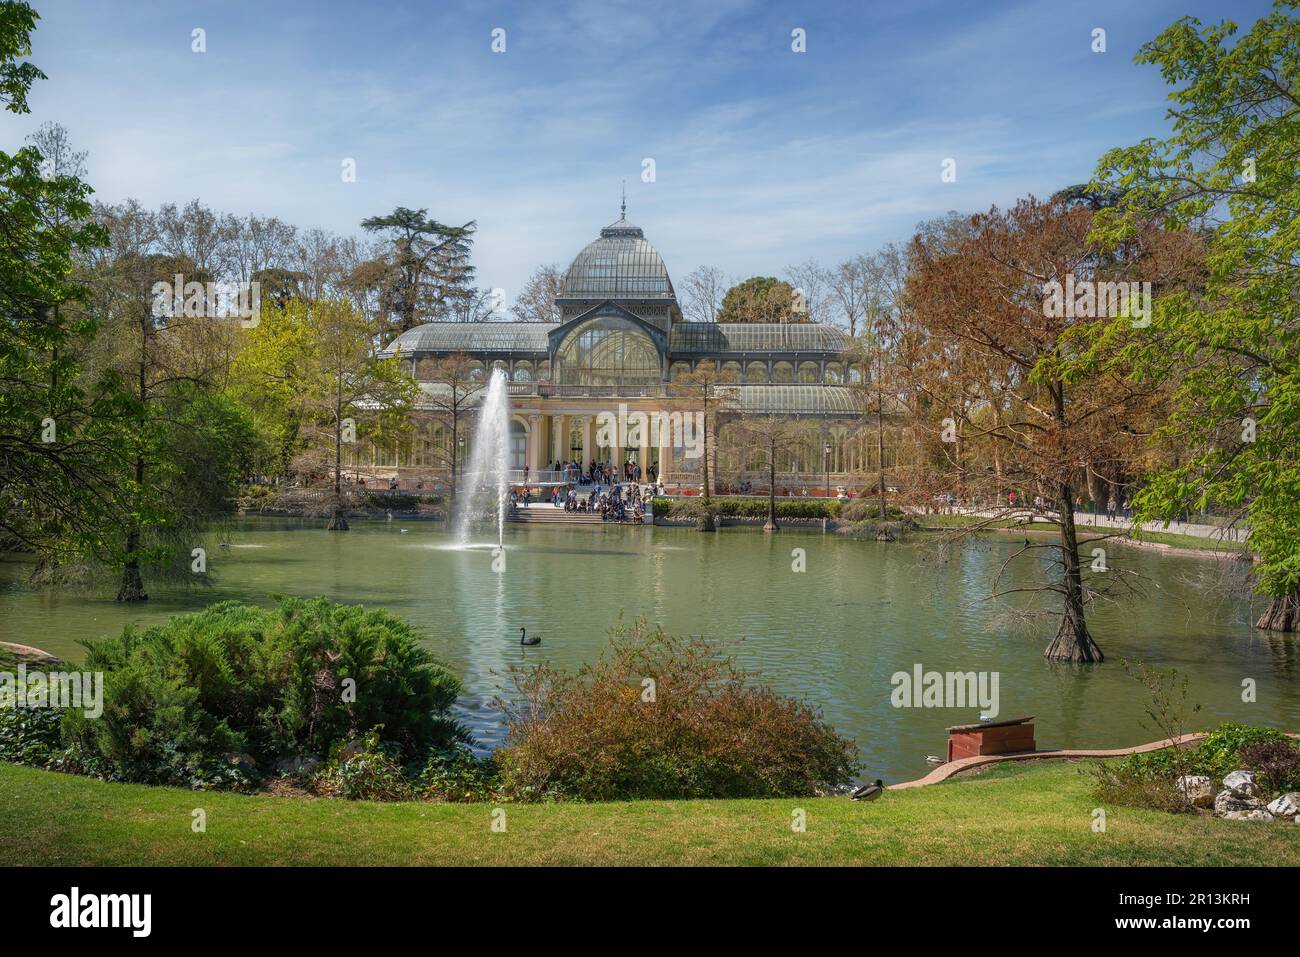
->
[[651, 496, 841, 520]]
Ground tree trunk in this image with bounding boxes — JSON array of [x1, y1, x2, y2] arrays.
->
[[329, 390, 348, 531], [449, 409, 458, 503], [116, 529, 148, 602], [876, 395, 887, 522], [1044, 483, 1103, 662], [764, 447, 778, 532], [1257, 591, 1300, 632], [698, 400, 715, 532]]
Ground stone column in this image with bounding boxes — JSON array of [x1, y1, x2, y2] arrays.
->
[[527, 415, 541, 472], [580, 416, 592, 470], [658, 416, 672, 484]]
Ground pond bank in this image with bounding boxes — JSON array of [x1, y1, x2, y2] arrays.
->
[[3, 760, 1295, 866]]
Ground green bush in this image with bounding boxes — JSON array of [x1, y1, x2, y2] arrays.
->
[[312, 727, 415, 801], [836, 499, 908, 522], [1087, 759, 1189, 813], [61, 596, 464, 788], [652, 496, 841, 520], [1089, 722, 1295, 810], [418, 746, 500, 802], [495, 619, 859, 801], [0, 705, 63, 768], [1193, 722, 1288, 781], [358, 491, 445, 511]]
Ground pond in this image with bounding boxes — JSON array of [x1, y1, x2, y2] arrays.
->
[[2, 518, 1296, 783]]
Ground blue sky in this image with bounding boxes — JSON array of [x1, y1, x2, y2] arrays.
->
[[5, 0, 1273, 307]]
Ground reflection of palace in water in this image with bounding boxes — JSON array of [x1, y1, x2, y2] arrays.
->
[[376, 211, 910, 491]]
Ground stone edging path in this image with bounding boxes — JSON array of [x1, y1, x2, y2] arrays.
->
[[889, 731, 1300, 790], [0, 641, 60, 664]]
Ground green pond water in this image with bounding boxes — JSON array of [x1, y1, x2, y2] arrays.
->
[[2, 517, 1296, 783]]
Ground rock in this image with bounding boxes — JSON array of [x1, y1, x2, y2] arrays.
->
[[1176, 775, 1215, 808], [1265, 792, 1300, 818], [1222, 770, 1259, 798], [223, 752, 258, 772], [1214, 789, 1265, 817], [274, 755, 321, 775], [1220, 809, 1275, 822]]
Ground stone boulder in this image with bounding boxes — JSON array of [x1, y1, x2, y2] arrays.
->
[[1222, 770, 1259, 799], [1176, 775, 1215, 808], [1214, 789, 1266, 818], [1265, 792, 1300, 818], [274, 754, 321, 776], [1220, 809, 1275, 822]]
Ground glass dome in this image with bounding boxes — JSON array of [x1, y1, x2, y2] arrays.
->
[[558, 219, 675, 301], [554, 315, 662, 386]]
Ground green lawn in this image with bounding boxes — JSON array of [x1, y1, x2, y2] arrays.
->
[[917, 515, 1248, 552], [4, 760, 1297, 866]]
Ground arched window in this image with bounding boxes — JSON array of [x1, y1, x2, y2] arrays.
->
[[721, 361, 742, 380], [824, 362, 843, 384], [468, 361, 485, 382], [798, 361, 820, 384], [555, 315, 661, 386], [513, 361, 533, 383], [669, 361, 692, 382], [745, 361, 768, 384], [772, 361, 794, 384]]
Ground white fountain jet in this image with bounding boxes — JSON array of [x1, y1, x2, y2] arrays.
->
[[455, 368, 511, 547]]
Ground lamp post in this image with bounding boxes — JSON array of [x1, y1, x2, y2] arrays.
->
[[823, 442, 831, 498]]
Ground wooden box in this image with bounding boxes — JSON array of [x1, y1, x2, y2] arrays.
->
[[947, 716, 1036, 762]]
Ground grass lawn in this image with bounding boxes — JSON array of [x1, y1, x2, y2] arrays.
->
[[916, 515, 1248, 553], [4, 760, 1297, 866]]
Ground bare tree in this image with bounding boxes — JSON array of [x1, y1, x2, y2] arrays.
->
[[674, 360, 738, 529], [421, 354, 486, 501], [25, 120, 87, 182], [510, 263, 563, 322], [680, 265, 726, 323], [784, 258, 831, 324], [730, 415, 810, 531]]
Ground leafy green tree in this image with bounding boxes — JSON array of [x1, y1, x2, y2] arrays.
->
[[1089, 4, 1300, 630], [245, 299, 417, 530], [359, 207, 476, 333], [718, 276, 799, 324], [0, 3, 130, 574]]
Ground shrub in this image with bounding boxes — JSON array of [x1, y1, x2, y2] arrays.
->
[[495, 619, 859, 801], [652, 496, 841, 521], [1089, 721, 1296, 811], [1193, 722, 1288, 781], [1239, 740, 1300, 794], [1087, 759, 1189, 813], [836, 499, 907, 523], [61, 596, 464, 788], [312, 727, 415, 801], [418, 746, 500, 802], [0, 705, 63, 768]]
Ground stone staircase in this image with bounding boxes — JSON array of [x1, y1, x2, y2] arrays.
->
[[510, 507, 606, 525]]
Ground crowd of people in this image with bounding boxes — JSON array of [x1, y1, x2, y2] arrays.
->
[[503, 458, 664, 524], [540, 457, 658, 487]]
